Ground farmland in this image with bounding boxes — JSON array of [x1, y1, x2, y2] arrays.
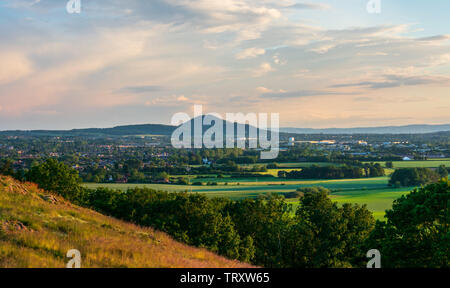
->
[[84, 176, 413, 220], [80, 159, 449, 221], [363, 159, 450, 168]]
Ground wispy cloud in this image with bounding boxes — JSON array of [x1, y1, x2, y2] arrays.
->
[[0, 0, 449, 129], [117, 86, 164, 94], [260, 90, 344, 99], [236, 48, 265, 59], [283, 2, 331, 10], [332, 74, 450, 90]]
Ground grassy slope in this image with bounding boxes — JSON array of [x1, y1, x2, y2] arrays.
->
[[0, 176, 252, 268]]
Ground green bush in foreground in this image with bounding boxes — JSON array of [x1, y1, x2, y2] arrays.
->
[[365, 180, 449, 268], [25, 159, 82, 202], [389, 167, 440, 187]]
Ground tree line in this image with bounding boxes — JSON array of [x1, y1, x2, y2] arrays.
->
[[279, 163, 385, 179], [4, 159, 449, 268]]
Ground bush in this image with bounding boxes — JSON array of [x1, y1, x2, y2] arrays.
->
[[283, 187, 331, 199], [389, 168, 440, 187], [25, 159, 82, 202], [364, 181, 449, 268], [267, 163, 278, 169]]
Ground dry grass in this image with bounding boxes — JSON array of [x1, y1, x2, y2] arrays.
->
[[0, 176, 253, 268]]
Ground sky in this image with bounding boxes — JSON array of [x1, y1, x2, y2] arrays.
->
[[0, 0, 449, 130]]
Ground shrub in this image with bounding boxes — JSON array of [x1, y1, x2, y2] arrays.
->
[[389, 168, 440, 187]]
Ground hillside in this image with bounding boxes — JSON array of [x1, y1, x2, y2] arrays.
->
[[280, 124, 450, 134], [0, 124, 176, 137], [3, 121, 449, 137], [0, 176, 252, 268]]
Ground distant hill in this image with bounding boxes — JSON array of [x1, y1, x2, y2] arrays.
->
[[0, 176, 252, 268], [1, 122, 449, 137], [71, 124, 176, 136], [0, 124, 176, 137], [0, 116, 268, 138], [280, 124, 450, 134]]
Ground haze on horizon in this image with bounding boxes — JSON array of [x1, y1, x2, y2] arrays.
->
[[0, 0, 449, 130]]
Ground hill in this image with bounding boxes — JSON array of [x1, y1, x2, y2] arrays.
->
[[0, 176, 252, 268], [280, 124, 450, 134], [0, 124, 176, 137], [2, 123, 450, 137]]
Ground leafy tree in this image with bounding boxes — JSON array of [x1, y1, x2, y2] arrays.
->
[[25, 159, 82, 201], [438, 165, 448, 179], [155, 172, 169, 181], [389, 168, 440, 187], [285, 190, 375, 268], [284, 186, 330, 199], [0, 159, 15, 177], [365, 181, 449, 268], [225, 195, 293, 267], [385, 161, 394, 169]]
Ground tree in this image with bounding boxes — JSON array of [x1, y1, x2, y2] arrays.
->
[[365, 181, 449, 268], [284, 186, 330, 199], [25, 159, 82, 201], [0, 159, 15, 177], [277, 170, 287, 178], [225, 195, 293, 267], [438, 165, 448, 179], [389, 168, 440, 187], [285, 190, 375, 268], [155, 172, 169, 181], [385, 161, 394, 169]]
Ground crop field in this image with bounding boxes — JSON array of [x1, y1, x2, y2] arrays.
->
[[84, 176, 414, 220], [287, 187, 413, 220], [240, 162, 337, 168], [363, 160, 450, 168]]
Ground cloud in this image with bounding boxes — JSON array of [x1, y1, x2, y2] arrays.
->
[[309, 44, 336, 54], [1, 1, 450, 128], [284, 2, 331, 10], [417, 35, 450, 42], [256, 86, 274, 93], [0, 52, 33, 85], [144, 94, 195, 107], [236, 48, 265, 59], [332, 74, 450, 90], [260, 90, 342, 99], [177, 95, 189, 101], [117, 85, 163, 94], [252, 62, 274, 77]]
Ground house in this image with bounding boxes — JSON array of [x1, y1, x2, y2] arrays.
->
[[288, 137, 295, 146]]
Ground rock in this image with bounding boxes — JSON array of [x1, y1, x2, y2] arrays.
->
[[1, 220, 33, 233], [39, 194, 58, 204]]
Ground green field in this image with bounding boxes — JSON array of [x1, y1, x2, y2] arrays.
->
[[240, 162, 337, 168], [82, 158, 448, 221], [363, 160, 450, 168], [84, 176, 414, 220]]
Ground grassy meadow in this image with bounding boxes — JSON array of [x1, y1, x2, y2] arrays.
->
[[363, 159, 450, 168], [0, 176, 252, 268]]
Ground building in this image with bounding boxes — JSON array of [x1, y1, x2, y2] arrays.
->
[[288, 137, 295, 146]]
